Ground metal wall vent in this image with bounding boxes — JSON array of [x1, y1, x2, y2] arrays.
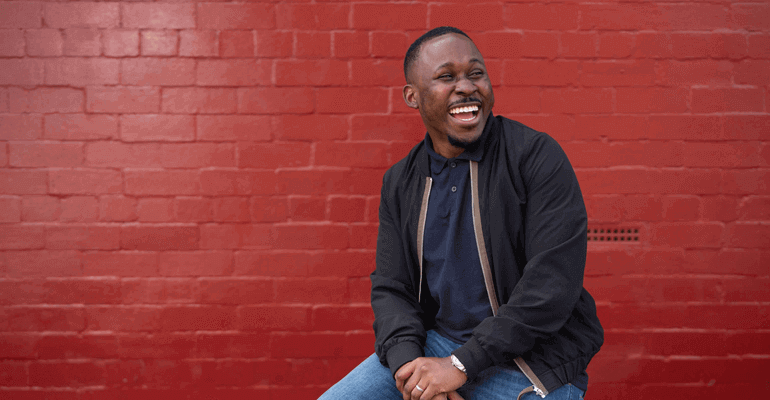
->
[[587, 225, 641, 243]]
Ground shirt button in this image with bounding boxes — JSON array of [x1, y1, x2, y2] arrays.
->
[[451, 186, 457, 192], [451, 162, 457, 168]]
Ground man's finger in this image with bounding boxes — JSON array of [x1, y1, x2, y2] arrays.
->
[[446, 390, 465, 400], [395, 361, 415, 393]]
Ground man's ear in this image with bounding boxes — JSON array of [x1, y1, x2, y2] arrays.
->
[[403, 85, 419, 109]]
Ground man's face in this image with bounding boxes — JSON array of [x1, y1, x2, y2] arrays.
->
[[404, 33, 494, 153]]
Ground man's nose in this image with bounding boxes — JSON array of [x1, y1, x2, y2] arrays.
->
[[454, 75, 476, 94]]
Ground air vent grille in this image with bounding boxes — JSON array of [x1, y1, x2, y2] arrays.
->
[[587, 225, 641, 243]]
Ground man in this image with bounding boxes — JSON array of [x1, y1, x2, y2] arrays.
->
[[319, 26, 603, 400]]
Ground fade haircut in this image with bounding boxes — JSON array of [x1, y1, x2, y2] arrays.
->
[[404, 26, 472, 83]]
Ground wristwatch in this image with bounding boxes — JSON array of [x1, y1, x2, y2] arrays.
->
[[450, 354, 467, 375]]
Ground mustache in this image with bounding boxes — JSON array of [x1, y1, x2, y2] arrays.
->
[[448, 97, 482, 109]]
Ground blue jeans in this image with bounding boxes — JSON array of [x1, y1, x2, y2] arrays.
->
[[319, 330, 584, 400]]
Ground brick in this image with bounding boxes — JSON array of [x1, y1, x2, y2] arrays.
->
[[597, 32, 635, 59], [1, 306, 86, 332], [519, 32, 559, 59], [0, 196, 21, 223], [315, 142, 390, 168], [62, 28, 101, 56], [272, 224, 348, 250], [658, 169, 722, 195], [162, 88, 236, 114], [565, 141, 682, 168], [683, 142, 764, 168], [199, 223, 272, 249], [121, 115, 195, 142], [492, 87, 540, 115], [163, 143, 235, 169], [84, 306, 159, 332], [21, 196, 60, 222], [211, 197, 250, 222], [82, 251, 156, 277], [349, 277, 372, 302], [276, 3, 349, 30], [277, 59, 349, 86], [329, 196, 366, 223], [0, 29, 24, 56], [9, 87, 83, 113], [701, 195, 740, 222], [199, 360, 281, 386], [45, 58, 119, 86], [693, 88, 764, 113], [29, 361, 104, 386], [197, 115, 272, 142], [730, 3, 770, 31], [735, 60, 770, 86], [179, 30, 218, 57], [123, 3, 194, 29], [661, 196, 700, 221], [351, 115, 422, 141], [670, 33, 707, 59], [238, 88, 314, 114], [724, 277, 770, 302], [542, 88, 613, 114], [333, 31, 369, 58], [353, 4, 426, 30], [289, 196, 326, 221], [124, 170, 199, 196], [581, 60, 656, 87], [296, 31, 331, 58], [616, 88, 689, 114], [276, 115, 348, 141], [46, 225, 120, 250], [251, 196, 288, 223], [85, 142, 162, 168], [0, 360, 27, 385], [44, 3, 118, 29], [0, 59, 44, 85], [0, 114, 42, 140], [0, 170, 47, 195], [103, 30, 139, 57], [239, 143, 311, 168], [739, 196, 770, 220], [198, 3, 274, 30], [99, 196, 136, 222], [220, 30, 254, 58], [748, 34, 770, 59], [317, 88, 388, 114], [650, 222, 723, 248], [0, 333, 42, 358], [473, 32, 522, 60], [140, 30, 177, 56], [36, 333, 118, 359], [159, 251, 232, 277], [59, 196, 99, 222], [195, 333, 269, 358], [508, 4, 580, 29], [350, 224, 378, 249], [0, 2, 41, 28], [121, 58, 195, 86], [312, 305, 373, 331], [45, 114, 118, 141], [727, 223, 770, 249], [658, 60, 733, 86], [0, 225, 44, 250], [160, 306, 236, 331], [120, 278, 195, 305], [0, 143, 6, 166], [270, 332, 367, 358], [238, 305, 309, 331], [200, 170, 283, 196], [87, 86, 160, 114], [197, 60, 270, 86], [370, 32, 407, 58], [255, 30, 292, 58], [504, 60, 579, 86], [49, 169, 122, 195], [2, 249, 81, 279], [137, 198, 174, 222], [275, 278, 348, 304], [649, 116, 722, 140], [724, 116, 769, 140], [45, 279, 122, 305], [560, 32, 596, 59], [234, 251, 308, 277], [120, 225, 198, 251]]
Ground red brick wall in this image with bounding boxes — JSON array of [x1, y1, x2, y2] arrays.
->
[[0, 1, 768, 399]]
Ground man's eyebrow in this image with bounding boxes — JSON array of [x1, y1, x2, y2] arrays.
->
[[435, 58, 484, 70]]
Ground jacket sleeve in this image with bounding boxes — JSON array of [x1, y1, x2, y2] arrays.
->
[[452, 132, 588, 381], [370, 169, 427, 377]]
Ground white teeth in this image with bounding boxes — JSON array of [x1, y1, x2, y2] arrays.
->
[[449, 105, 479, 114]]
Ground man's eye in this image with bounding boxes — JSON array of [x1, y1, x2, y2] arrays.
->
[[470, 70, 484, 77], [439, 74, 453, 80]]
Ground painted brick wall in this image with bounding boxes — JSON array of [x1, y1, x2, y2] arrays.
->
[[0, 1, 768, 399]]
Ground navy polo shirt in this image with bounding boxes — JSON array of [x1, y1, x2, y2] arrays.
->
[[423, 133, 492, 345]]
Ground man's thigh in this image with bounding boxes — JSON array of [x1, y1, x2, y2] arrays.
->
[[318, 353, 403, 400], [464, 365, 584, 400]]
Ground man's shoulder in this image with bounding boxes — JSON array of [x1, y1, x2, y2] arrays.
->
[[493, 115, 562, 157], [382, 139, 425, 187]]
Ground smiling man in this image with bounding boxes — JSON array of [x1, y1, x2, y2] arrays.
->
[[319, 27, 603, 400]]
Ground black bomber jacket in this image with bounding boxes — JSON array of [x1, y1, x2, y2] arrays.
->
[[371, 114, 604, 395]]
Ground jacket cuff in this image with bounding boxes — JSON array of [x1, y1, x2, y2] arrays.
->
[[386, 340, 424, 378], [452, 336, 494, 382]]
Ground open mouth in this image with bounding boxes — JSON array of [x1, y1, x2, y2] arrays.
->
[[449, 104, 479, 122]]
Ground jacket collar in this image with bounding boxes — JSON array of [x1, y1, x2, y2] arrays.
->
[[417, 112, 498, 177]]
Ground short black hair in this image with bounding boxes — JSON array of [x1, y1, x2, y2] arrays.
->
[[404, 26, 472, 83]]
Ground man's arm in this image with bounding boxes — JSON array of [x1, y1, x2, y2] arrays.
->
[[452, 132, 588, 380], [371, 169, 427, 377]]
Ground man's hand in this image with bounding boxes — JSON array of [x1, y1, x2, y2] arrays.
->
[[395, 357, 467, 400]]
